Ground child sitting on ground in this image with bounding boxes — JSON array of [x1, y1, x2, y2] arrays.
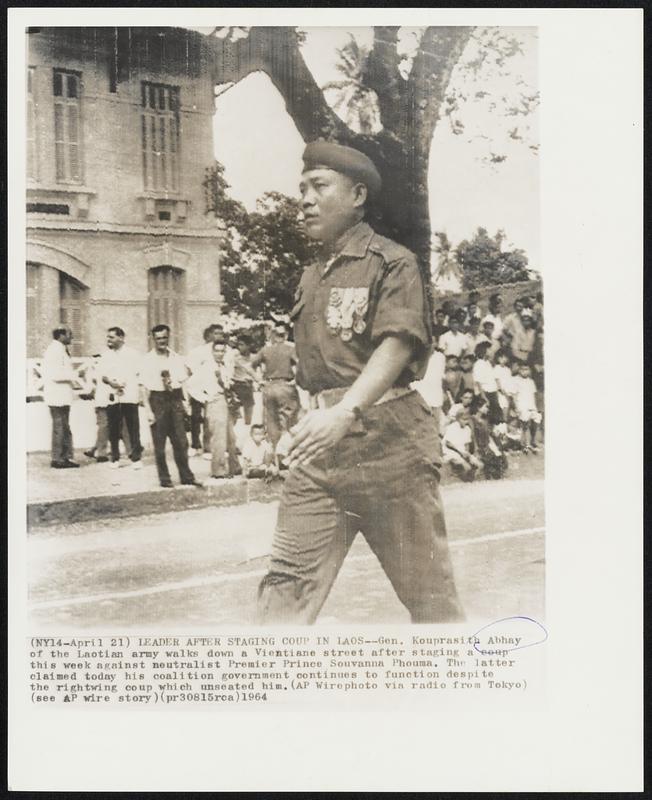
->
[[472, 399, 508, 480], [442, 409, 483, 481], [241, 424, 278, 479]]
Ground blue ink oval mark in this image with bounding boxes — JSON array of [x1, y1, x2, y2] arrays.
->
[[471, 616, 548, 655]]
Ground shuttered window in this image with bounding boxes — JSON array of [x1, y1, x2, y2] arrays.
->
[[53, 69, 82, 183], [148, 266, 185, 351], [59, 272, 87, 356], [27, 68, 38, 180], [141, 82, 179, 192]]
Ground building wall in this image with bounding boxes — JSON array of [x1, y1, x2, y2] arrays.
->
[[26, 27, 223, 358]]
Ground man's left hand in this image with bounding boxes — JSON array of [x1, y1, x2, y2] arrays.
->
[[286, 405, 356, 468]]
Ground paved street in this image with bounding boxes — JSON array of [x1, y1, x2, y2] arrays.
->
[[28, 464, 545, 629]]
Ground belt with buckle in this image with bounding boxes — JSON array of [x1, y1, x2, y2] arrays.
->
[[310, 385, 413, 410]]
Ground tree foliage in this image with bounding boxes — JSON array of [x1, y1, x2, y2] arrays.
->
[[455, 227, 531, 289], [203, 162, 319, 319]]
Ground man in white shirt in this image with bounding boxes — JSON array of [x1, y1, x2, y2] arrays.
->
[[415, 339, 446, 423], [99, 327, 143, 468], [41, 327, 82, 468], [185, 324, 218, 457], [481, 292, 504, 340], [192, 335, 240, 479], [140, 324, 202, 488], [438, 315, 470, 358]]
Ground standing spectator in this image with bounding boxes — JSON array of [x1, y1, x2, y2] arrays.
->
[[472, 340, 503, 425], [438, 314, 469, 358], [463, 291, 482, 329], [414, 337, 446, 424], [493, 348, 515, 416], [230, 335, 259, 427], [241, 424, 277, 479], [481, 320, 499, 359], [511, 311, 537, 363], [196, 335, 240, 479], [432, 308, 449, 339], [140, 324, 202, 488], [251, 326, 299, 448], [512, 362, 542, 453], [502, 298, 525, 339], [442, 409, 482, 481], [481, 293, 504, 340], [83, 353, 111, 463], [42, 327, 81, 468], [99, 327, 143, 470], [466, 317, 489, 355], [185, 325, 216, 457]]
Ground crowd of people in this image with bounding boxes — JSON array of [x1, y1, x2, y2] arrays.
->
[[40, 286, 543, 488], [40, 321, 302, 487], [415, 288, 544, 481]]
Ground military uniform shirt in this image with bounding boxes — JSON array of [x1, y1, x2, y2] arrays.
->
[[291, 221, 431, 394]]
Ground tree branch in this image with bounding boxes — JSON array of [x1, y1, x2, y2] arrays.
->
[[366, 26, 403, 134], [407, 26, 474, 147], [209, 26, 348, 142]]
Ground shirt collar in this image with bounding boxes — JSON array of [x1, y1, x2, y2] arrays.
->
[[321, 221, 374, 274]]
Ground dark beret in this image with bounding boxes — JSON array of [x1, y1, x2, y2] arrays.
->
[[302, 141, 382, 199]]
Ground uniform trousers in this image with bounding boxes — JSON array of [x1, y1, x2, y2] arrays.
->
[[149, 389, 195, 484], [49, 405, 74, 464], [257, 391, 465, 624], [262, 380, 300, 447], [107, 403, 142, 462]]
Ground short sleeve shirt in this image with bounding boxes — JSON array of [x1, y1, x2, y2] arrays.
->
[[139, 349, 189, 391], [291, 222, 431, 393]]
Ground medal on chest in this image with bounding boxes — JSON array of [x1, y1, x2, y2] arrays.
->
[[327, 287, 369, 341]]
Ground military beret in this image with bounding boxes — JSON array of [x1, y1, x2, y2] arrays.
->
[[302, 141, 382, 198]]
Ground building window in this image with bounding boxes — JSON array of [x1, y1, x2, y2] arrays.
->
[[27, 68, 38, 180], [148, 266, 185, 351], [141, 82, 179, 192], [59, 272, 87, 357], [53, 69, 82, 183]]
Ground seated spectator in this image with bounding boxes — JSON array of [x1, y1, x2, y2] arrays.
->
[[442, 409, 482, 481], [473, 341, 503, 425], [445, 388, 475, 431], [457, 353, 476, 399], [512, 362, 542, 453], [241, 424, 278, 479], [439, 313, 469, 358], [504, 412, 524, 451], [473, 399, 508, 480], [442, 354, 462, 414]]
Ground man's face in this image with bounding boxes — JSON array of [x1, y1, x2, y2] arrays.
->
[[251, 428, 264, 445], [211, 327, 224, 343], [450, 317, 460, 332], [435, 311, 445, 324], [106, 330, 123, 350], [447, 357, 459, 370], [153, 330, 169, 353], [469, 319, 479, 333], [300, 168, 363, 244], [461, 391, 473, 408], [483, 323, 494, 338], [60, 328, 73, 346], [461, 356, 473, 371], [237, 340, 249, 356], [520, 364, 530, 378], [212, 344, 226, 364]]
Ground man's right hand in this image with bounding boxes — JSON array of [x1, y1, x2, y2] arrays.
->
[[146, 409, 155, 426]]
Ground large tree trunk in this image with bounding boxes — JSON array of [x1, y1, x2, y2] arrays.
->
[[208, 26, 472, 272]]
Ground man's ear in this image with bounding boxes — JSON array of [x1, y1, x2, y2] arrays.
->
[[351, 182, 368, 209]]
